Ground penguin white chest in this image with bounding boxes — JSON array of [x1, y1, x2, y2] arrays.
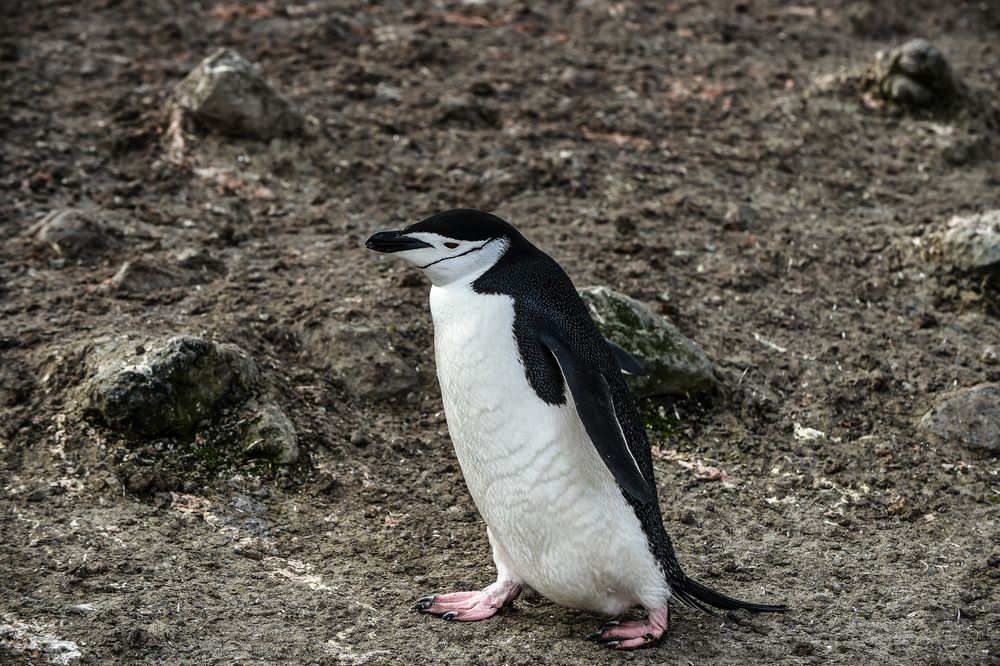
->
[[428, 284, 669, 615]]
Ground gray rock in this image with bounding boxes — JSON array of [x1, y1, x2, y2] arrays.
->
[[844, 2, 908, 40], [243, 404, 299, 464], [374, 81, 402, 102], [110, 251, 225, 297], [919, 383, 1000, 453], [298, 321, 419, 401], [174, 247, 227, 277], [29, 209, 111, 260], [435, 94, 499, 128], [941, 210, 1000, 273], [867, 39, 961, 108], [110, 259, 186, 297], [578, 286, 716, 397], [170, 48, 302, 140], [84, 336, 261, 437]]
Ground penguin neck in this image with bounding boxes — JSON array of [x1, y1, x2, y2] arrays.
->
[[423, 237, 512, 288]]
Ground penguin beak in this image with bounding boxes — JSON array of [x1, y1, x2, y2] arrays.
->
[[365, 230, 434, 253]]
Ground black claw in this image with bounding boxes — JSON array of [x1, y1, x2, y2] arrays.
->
[[441, 611, 458, 621], [585, 631, 603, 641], [411, 596, 436, 612], [604, 641, 620, 649], [600, 620, 620, 631]]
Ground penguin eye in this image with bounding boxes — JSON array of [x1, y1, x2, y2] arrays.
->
[[444, 242, 460, 249]]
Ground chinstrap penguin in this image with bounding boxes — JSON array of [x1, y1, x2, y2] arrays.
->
[[366, 209, 787, 650]]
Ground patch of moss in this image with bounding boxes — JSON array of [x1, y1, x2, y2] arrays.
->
[[639, 398, 682, 441]]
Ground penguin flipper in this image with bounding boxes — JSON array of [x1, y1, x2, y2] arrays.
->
[[540, 332, 656, 505], [605, 339, 646, 376]]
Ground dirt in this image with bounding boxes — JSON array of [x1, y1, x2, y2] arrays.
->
[[2, 1, 999, 664]]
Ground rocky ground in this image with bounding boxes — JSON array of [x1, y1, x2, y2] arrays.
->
[[2, 1, 999, 664]]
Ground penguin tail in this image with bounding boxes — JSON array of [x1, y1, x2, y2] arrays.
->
[[671, 576, 789, 614]]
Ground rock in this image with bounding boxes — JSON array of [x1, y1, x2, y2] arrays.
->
[[793, 423, 826, 442], [941, 210, 1000, 273], [84, 336, 261, 437], [29, 209, 111, 260], [578, 286, 716, 397], [110, 259, 186, 297], [844, 2, 908, 40], [243, 404, 299, 464], [169, 48, 302, 140], [174, 247, 226, 277], [724, 203, 760, 232], [68, 603, 96, 615], [919, 383, 1000, 453], [0, 620, 81, 664], [298, 321, 419, 401], [435, 94, 499, 128], [865, 39, 961, 109], [374, 81, 402, 102], [109, 251, 225, 297]]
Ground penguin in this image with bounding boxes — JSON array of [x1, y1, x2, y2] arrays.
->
[[365, 209, 787, 650]]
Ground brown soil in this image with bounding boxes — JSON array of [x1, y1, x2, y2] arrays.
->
[[2, 1, 999, 664]]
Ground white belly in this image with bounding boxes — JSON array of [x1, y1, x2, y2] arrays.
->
[[429, 284, 670, 614]]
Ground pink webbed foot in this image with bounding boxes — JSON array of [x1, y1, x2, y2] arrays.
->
[[586, 607, 670, 650], [412, 580, 522, 622]]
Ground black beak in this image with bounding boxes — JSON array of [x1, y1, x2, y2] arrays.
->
[[365, 230, 433, 253]]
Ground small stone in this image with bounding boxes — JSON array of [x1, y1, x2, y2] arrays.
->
[[559, 66, 597, 89], [919, 383, 1000, 453], [940, 210, 1000, 273], [612, 213, 637, 236], [865, 39, 962, 109], [793, 423, 826, 442], [298, 321, 420, 401], [724, 203, 760, 232], [69, 603, 96, 615], [233, 536, 268, 560], [83, 335, 261, 438], [435, 94, 499, 128], [844, 2, 908, 40], [243, 405, 299, 464], [374, 81, 402, 102], [169, 48, 302, 140], [174, 247, 227, 278], [139, 620, 171, 647], [578, 286, 716, 397], [29, 209, 112, 260], [350, 430, 369, 448], [126, 469, 179, 495], [110, 259, 186, 297]]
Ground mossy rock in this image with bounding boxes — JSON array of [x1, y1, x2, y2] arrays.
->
[[83, 335, 261, 438], [243, 404, 299, 465], [578, 286, 716, 397], [865, 39, 963, 110]]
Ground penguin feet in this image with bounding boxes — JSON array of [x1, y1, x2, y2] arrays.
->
[[412, 580, 522, 622], [585, 607, 669, 650]]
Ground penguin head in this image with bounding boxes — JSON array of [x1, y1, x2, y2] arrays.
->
[[366, 209, 516, 286]]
